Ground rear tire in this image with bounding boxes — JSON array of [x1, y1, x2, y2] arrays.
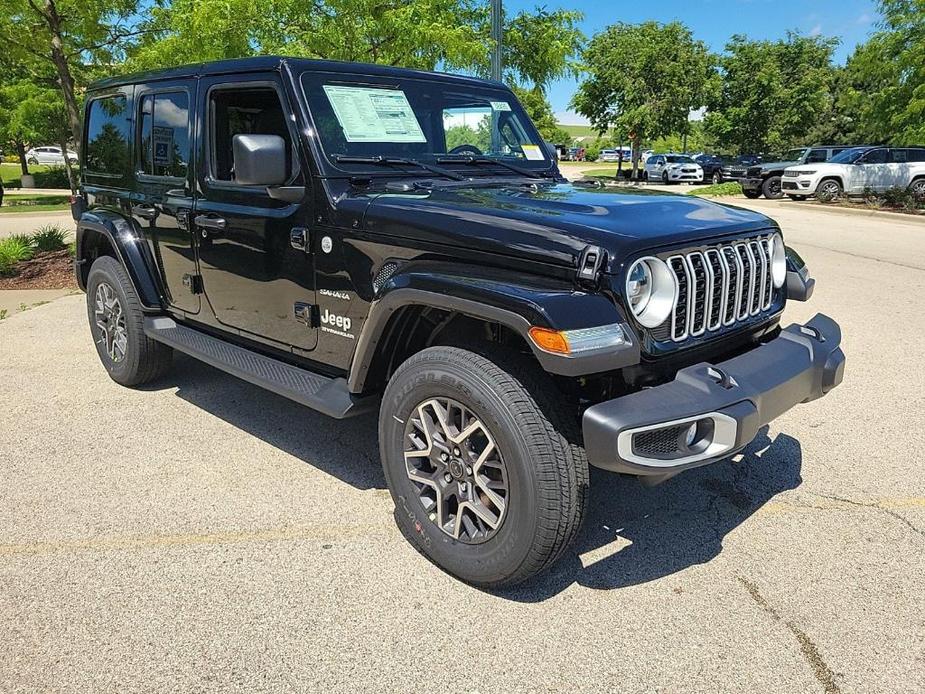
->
[[86, 256, 172, 386], [379, 346, 588, 587], [909, 178, 925, 199], [712, 171, 722, 184], [762, 175, 784, 199]]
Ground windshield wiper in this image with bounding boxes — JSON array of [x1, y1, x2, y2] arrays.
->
[[434, 154, 549, 179], [333, 155, 465, 181]]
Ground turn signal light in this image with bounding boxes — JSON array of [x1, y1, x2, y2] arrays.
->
[[528, 327, 570, 355]]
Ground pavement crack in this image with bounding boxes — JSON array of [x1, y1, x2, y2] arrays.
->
[[809, 492, 925, 539], [736, 575, 841, 694]]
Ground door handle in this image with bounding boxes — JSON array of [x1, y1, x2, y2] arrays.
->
[[132, 204, 158, 220], [195, 215, 227, 235]]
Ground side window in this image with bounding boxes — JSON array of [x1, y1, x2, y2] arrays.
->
[[85, 95, 131, 177], [138, 91, 190, 178], [806, 148, 828, 163], [209, 86, 294, 184], [907, 148, 925, 163], [890, 149, 908, 164], [859, 148, 888, 164]]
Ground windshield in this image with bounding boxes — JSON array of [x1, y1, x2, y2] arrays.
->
[[829, 147, 868, 164], [666, 155, 695, 164], [301, 71, 550, 174]]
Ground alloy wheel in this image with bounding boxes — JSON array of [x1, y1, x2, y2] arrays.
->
[[818, 181, 841, 203], [94, 282, 128, 362], [403, 397, 509, 544], [911, 179, 925, 199]]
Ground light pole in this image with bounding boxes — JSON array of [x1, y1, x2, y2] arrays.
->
[[490, 0, 502, 82]]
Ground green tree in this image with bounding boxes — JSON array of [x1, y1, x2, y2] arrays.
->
[[0, 0, 138, 150], [572, 21, 716, 178], [512, 86, 571, 144], [830, 1, 925, 145], [703, 33, 838, 154], [0, 81, 75, 185]]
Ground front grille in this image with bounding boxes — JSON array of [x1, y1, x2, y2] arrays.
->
[[665, 236, 776, 342]]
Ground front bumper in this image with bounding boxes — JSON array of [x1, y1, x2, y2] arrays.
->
[[782, 177, 819, 194], [742, 177, 764, 191], [582, 313, 845, 477], [666, 169, 703, 182]]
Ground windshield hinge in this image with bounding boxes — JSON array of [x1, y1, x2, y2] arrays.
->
[[576, 244, 606, 284]]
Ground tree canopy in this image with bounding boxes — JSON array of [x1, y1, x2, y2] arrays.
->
[[571, 21, 715, 168]]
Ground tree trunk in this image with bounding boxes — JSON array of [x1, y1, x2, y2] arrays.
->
[[630, 135, 640, 180], [44, 0, 82, 153], [16, 140, 29, 175], [58, 132, 76, 193]]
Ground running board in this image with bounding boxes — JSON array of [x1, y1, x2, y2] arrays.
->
[[143, 317, 374, 419]]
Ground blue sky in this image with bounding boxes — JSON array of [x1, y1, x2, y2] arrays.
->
[[506, 0, 882, 123]]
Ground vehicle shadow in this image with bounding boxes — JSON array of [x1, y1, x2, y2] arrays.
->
[[496, 428, 803, 602], [154, 355, 802, 598]]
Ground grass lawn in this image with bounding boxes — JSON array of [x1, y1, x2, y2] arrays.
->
[[579, 166, 643, 179], [1, 162, 54, 187], [0, 194, 70, 214], [684, 182, 743, 198]]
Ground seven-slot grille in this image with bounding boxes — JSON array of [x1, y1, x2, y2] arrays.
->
[[665, 237, 775, 342]]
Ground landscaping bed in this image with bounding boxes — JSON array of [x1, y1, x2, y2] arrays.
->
[[0, 248, 76, 290], [0, 226, 77, 290]]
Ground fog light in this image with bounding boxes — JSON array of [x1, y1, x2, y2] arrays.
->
[[684, 422, 698, 447]]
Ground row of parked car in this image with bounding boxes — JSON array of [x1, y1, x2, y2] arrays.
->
[[641, 146, 925, 202]]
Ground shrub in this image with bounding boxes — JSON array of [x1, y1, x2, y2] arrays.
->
[[32, 224, 68, 252], [0, 236, 35, 275], [32, 166, 72, 189], [7, 233, 35, 248]]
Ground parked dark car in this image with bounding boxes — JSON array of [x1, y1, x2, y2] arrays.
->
[[71, 57, 844, 587], [695, 154, 731, 184], [741, 146, 852, 199], [720, 155, 762, 183]]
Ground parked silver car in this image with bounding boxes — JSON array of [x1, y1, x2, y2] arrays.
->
[[26, 146, 78, 165]]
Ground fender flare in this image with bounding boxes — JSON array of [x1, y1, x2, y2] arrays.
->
[[76, 212, 164, 311], [347, 264, 639, 393]]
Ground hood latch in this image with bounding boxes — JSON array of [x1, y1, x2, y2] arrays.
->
[[577, 244, 606, 285]]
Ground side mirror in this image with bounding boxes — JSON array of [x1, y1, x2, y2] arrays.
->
[[232, 134, 288, 186]]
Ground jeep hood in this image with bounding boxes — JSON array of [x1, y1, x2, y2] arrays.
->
[[358, 183, 775, 274], [760, 160, 799, 171]]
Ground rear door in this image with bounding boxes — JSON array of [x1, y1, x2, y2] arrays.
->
[[887, 148, 911, 187], [131, 78, 200, 314], [193, 73, 317, 351]]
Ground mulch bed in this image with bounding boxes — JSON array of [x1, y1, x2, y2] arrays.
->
[[0, 249, 79, 290]]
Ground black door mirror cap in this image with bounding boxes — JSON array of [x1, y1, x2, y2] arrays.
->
[[232, 134, 288, 186], [267, 186, 306, 203]]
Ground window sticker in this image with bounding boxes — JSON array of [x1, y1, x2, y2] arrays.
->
[[323, 85, 426, 143], [522, 144, 545, 161], [490, 101, 512, 112], [153, 126, 174, 167]]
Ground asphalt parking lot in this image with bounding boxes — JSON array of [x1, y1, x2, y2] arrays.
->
[[1, 200, 924, 692]]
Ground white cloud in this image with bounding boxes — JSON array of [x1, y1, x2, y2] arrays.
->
[[856, 13, 872, 25], [809, 24, 823, 36]]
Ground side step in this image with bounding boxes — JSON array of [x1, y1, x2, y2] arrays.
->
[[144, 317, 375, 419]]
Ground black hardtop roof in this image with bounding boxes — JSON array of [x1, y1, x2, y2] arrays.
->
[[88, 56, 505, 92]]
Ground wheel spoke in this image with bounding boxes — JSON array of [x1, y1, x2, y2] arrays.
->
[[402, 396, 508, 544]]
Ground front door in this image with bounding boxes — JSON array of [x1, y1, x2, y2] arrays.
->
[[853, 148, 891, 193], [131, 79, 199, 314], [193, 74, 316, 351]]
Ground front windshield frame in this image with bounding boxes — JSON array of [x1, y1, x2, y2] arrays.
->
[[298, 69, 556, 177], [828, 147, 869, 164]]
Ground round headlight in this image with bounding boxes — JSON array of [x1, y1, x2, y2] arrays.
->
[[626, 257, 676, 328], [771, 234, 786, 288]]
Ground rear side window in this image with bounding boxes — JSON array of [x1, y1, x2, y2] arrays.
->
[[138, 91, 191, 178], [806, 148, 828, 163], [891, 149, 908, 163], [906, 148, 925, 162], [85, 96, 131, 177]]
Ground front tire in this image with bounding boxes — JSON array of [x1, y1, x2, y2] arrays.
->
[[817, 178, 843, 203], [743, 188, 762, 199], [712, 171, 722, 184], [762, 175, 784, 199], [86, 256, 173, 386], [379, 346, 588, 587]]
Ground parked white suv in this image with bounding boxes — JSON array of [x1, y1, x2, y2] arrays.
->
[[25, 146, 78, 166], [644, 154, 704, 184], [783, 146, 925, 202]]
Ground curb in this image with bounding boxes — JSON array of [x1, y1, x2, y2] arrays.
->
[[726, 197, 925, 225]]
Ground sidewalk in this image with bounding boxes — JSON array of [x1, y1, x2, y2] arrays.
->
[[0, 210, 74, 239], [0, 288, 76, 317]]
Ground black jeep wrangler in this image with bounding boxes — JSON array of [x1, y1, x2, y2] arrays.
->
[[73, 57, 845, 587]]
